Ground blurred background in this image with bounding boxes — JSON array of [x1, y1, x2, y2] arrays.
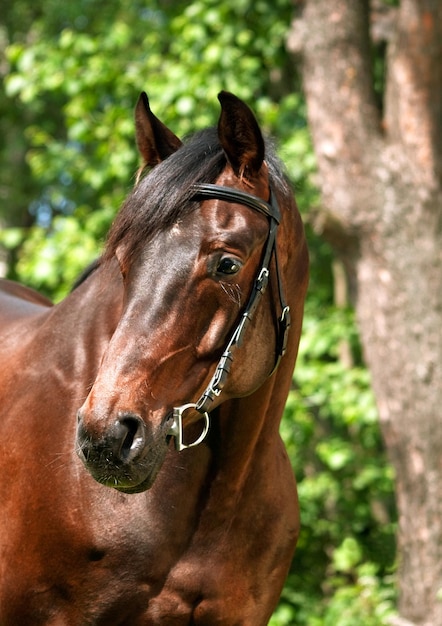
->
[[0, 2, 400, 624]]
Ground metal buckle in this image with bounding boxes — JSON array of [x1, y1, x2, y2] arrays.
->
[[256, 267, 269, 292], [168, 403, 210, 452], [279, 306, 291, 356]]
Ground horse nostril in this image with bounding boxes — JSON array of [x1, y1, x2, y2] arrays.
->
[[76, 412, 147, 467], [113, 415, 147, 463]]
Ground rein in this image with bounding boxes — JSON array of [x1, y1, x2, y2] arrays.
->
[[168, 183, 291, 451]]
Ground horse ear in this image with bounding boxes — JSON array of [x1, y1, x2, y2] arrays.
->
[[217, 91, 265, 180], [135, 92, 182, 167]]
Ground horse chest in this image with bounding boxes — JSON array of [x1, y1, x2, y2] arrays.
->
[[1, 530, 264, 625], [2, 489, 279, 625], [142, 555, 271, 626]]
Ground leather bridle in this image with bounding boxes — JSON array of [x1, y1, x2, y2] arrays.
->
[[168, 183, 291, 451]]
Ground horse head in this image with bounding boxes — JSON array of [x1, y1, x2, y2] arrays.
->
[[76, 91, 308, 493]]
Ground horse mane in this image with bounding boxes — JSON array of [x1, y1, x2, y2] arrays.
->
[[102, 126, 292, 269], [71, 259, 102, 291]]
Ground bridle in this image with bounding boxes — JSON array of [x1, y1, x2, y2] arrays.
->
[[168, 183, 291, 451]]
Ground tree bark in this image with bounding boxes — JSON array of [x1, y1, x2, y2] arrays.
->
[[290, 1, 442, 624]]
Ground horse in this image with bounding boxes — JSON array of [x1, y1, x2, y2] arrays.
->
[[0, 91, 308, 625]]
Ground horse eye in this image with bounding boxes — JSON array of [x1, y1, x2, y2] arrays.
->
[[216, 257, 242, 276]]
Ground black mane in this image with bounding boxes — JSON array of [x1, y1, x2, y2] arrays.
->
[[103, 126, 291, 268]]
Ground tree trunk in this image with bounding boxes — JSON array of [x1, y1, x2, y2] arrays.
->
[[289, 1, 442, 624]]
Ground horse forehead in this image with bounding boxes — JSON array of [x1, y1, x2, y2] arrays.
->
[[199, 201, 266, 236], [164, 203, 267, 251], [134, 229, 198, 278]]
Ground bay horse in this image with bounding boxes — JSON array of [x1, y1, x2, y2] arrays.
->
[[0, 91, 308, 625]]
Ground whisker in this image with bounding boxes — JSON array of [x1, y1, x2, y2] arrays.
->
[[220, 282, 242, 308], [46, 449, 74, 468]]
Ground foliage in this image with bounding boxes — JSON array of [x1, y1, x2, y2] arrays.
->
[[1, 0, 313, 298], [0, 1, 397, 622], [272, 299, 397, 624]]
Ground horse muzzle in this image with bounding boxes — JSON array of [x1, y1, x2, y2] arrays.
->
[[75, 411, 170, 493]]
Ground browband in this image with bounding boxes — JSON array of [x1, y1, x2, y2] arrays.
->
[[191, 183, 281, 223]]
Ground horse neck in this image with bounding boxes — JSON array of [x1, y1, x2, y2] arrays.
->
[[207, 354, 294, 492]]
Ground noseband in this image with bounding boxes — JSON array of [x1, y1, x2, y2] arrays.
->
[[168, 183, 291, 451]]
